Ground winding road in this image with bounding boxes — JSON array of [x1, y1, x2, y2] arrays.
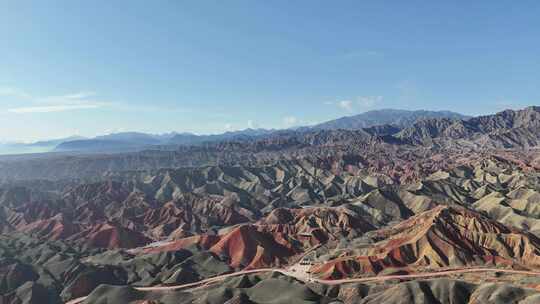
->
[[65, 267, 540, 304]]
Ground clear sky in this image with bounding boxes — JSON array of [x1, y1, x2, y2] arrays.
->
[[1, 1, 539, 141]]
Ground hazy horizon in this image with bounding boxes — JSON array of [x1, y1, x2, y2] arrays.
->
[[0, 106, 507, 144]]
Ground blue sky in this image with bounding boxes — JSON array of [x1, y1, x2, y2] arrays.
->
[[1, 1, 539, 141]]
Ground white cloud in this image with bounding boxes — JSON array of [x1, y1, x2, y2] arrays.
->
[[358, 96, 382, 107], [0, 87, 96, 102], [37, 91, 97, 103], [338, 100, 353, 111], [224, 123, 233, 131], [8, 103, 103, 113], [0, 87, 31, 99], [247, 119, 259, 129], [3, 88, 108, 114], [327, 96, 382, 112], [102, 127, 126, 135], [283, 116, 298, 126], [63, 91, 97, 100]]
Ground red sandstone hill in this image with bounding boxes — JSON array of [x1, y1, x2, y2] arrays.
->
[[63, 181, 130, 204], [68, 223, 151, 249], [258, 206, 375, 244], [312, 206, 540, 279], [142, 206, 375, 269], [133, 194, 255, 240], [19, 214, 81, 240], [6, 200, 62, 228], [142, 224, 302, 269], [209, 224, 301, 269]]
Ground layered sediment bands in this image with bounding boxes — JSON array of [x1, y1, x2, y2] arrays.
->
[[257, 206, 377, 247], [312, 206, 540, 279], [1, 148, 539, 250], [69, 223, 152, 249], [142, 224, 301, 269], [141, 206, 377, 269]]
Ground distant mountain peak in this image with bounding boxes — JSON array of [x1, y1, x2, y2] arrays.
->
[[312, 108, 469, 130]]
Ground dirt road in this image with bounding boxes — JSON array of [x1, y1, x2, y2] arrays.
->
[[65, 267, 540, 304]]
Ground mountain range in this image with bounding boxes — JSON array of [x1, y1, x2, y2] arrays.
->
[[0, 109, 468, 155], [0, 106, 536, 181], [311, 108, 469, 130]]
